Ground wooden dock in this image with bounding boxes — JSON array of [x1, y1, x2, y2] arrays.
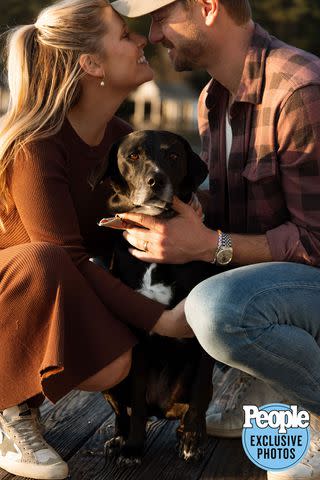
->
[[0, 369, 267, 480]]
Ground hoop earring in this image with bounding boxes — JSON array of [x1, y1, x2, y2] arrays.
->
[[100, 72, 105, 87]]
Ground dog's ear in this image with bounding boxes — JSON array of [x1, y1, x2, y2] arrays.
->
[[182, 138, 208, 191], [88, 140, 121, 190]]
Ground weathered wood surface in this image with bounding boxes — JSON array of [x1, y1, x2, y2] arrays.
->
[[0, 369, 266, 480]]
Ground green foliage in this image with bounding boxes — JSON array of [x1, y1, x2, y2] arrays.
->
[[0, 0, 51, 83], [252, 0, 320, 56], [0, 0, 51, 32]]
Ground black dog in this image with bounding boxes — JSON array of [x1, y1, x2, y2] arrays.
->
[[92, 130, 219, 465]]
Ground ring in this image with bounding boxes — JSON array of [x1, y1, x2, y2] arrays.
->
[[143, 240, 149, 252]]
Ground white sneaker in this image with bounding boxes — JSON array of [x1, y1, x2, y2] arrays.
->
[[0, 403, 69, 479], [267, 414, 320, 480], [206, 368, 285, 438]]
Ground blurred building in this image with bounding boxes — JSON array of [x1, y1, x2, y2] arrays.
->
[[0, 85, 9, 114], [0, 79, 200, 143], [128, 80, 198, 131]]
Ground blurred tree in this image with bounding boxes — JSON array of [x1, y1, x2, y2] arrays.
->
[[252, 0, 320, 56], [0, 0, 51, 83], [0, 0, 50, 31]]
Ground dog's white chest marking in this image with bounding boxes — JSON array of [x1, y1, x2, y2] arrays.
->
[[137, 263, 173, 306]]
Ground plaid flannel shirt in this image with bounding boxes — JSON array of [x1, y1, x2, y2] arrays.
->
[[198, 23, 320, 266]]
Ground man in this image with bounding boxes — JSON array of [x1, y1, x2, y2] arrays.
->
[[111, 0, 320, 478]]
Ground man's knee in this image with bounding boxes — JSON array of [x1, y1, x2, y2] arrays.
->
[[185, 276, 243, 364], [185, 276, 234, 334]]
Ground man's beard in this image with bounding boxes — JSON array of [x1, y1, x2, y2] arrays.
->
[[167, 33, 207, 72], [174, 49, 196, 71]]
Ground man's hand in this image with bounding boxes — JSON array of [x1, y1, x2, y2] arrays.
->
[[119, 196, 218, 264]]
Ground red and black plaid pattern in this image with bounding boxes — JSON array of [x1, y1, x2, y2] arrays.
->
[[198, 23, 320, 266]]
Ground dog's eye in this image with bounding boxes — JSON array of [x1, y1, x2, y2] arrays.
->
[[169, 153, 179, 161], [128, 153, 139, 161]]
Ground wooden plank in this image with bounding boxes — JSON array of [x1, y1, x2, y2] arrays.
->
[[41, 391, 113, 458], [68, 416, 168, 479], [122, 423, 219, 480], [68, 413, 221, 480], [200, 438, 266, 480], [0, 366, 270, 480], [67, 416, 266, 480], [0, 469, 12, 479]]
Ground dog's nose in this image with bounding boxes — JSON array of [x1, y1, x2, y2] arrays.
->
[[147, 173, 166, 190]]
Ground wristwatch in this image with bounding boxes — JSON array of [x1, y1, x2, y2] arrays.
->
[[211, 230, 233, 265]]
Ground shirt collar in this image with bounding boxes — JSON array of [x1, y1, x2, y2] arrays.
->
[[206, 23, 271, 109]]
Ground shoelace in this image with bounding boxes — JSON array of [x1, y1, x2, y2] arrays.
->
[[224, 372, 254, 413], [6, 411, 48, 452]]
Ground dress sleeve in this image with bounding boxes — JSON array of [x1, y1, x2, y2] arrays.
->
[[10, 141, 165, 330], [266, 85, 320, 266]]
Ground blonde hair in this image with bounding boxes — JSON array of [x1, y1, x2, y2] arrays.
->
[[0, 0, 110, 229]]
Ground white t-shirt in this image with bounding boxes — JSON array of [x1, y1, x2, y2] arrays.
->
[[226, 111, 233, 166]]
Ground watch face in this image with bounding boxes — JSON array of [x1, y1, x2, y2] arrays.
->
[[216, 247, 233, 265]]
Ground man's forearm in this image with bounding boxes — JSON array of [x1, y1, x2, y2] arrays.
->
[[231, 233, 272, 265]]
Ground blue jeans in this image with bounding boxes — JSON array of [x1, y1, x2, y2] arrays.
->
[[184, 262, 320, 415]]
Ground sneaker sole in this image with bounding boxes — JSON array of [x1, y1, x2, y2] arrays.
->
[[267, 472, 320, 480], [0, 457, 69, 479]]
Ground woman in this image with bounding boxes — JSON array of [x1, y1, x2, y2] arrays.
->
[[0, 1, 191, 478]]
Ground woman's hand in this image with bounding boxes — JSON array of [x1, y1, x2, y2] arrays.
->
[[151, 299, 194, 338]]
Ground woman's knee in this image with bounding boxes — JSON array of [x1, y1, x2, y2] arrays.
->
[[109, 348, 132, 386], [78, 348, 132, 392]]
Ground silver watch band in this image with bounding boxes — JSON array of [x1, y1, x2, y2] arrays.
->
[[211, 230, 233, 265], [219, 230, 232, 249]]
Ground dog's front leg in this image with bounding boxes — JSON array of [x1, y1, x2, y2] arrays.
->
[[177, 351, 215, 461], [103, 378, 131, 458], [117, 343, 148, 467]]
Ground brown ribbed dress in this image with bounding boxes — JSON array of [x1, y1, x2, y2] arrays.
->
[[0, 117, 165, 410]]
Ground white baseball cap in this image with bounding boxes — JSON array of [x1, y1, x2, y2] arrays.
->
[[111, 0, 177, 17]]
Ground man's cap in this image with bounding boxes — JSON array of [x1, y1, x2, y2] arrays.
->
[[111, 0, 176, 18]]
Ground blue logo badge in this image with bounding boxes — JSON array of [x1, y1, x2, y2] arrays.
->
[[242, 404, 310, 472]]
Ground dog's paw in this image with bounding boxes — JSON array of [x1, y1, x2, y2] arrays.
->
[[116, 445, 143, 467], [178, 431, 206, 462], [116, 455, 142, 467], [104, 436, 125, 457]]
